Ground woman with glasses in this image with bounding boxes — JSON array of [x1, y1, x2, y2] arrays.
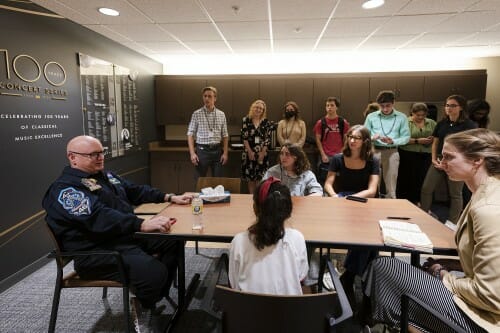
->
[[396, 103, 436, 204], [323, 125, 380, 306], [241, 100, 273, 194], [277, 101, 307, 147], [263, 143, 322, 196], [420, 95, 477, 223], [362, 129, 499, 333], [323, 125, 380, 198]]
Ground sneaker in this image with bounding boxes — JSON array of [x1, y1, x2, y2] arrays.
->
[[131, 299, 165, 333]]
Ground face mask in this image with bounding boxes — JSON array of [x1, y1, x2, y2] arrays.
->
[[285, 111, 296, 119]]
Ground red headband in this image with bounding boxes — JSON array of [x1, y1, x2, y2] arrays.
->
[[259, 177, 281, 204]]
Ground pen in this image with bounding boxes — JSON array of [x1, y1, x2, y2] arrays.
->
[[387, 216, 411, 220]]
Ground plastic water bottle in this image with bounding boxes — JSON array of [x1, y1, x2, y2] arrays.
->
[[191, 194, 203, 230]]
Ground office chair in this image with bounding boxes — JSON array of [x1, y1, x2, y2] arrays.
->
[[211, 255, 353, 333], [195, 177, 241, 254], [196, 177, 241, 194], [45, 224, 132, 333], [400, 294, 467, 333]]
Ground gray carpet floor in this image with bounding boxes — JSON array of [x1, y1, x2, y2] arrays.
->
[[0, 247, 371, 333], [0, 248, 227, 333]]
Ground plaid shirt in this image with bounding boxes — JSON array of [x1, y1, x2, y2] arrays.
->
[[187, 106, 228, 144]]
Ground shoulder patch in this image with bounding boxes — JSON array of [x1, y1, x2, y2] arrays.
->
[[81, 178, 102, 191], [106, 172, 121, 185], [57, 187, 91, 216]]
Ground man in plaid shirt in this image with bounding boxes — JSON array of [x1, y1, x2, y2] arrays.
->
[[187, 86, 229, 180]]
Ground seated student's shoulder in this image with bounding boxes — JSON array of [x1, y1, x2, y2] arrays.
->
[[285, 228, 306, 242]]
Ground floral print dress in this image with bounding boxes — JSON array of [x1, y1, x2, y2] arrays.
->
[[241, 116, 272, 181]]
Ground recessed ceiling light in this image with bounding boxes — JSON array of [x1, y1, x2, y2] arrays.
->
[[362, 0, 384, 9], [98, 7, 120, 16]]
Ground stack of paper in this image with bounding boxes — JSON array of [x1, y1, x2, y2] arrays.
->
[[379, 220, 433, 253]]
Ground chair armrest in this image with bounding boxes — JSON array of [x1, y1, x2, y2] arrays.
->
[[400, 294, 467, 333], [318, 255, 354, 327]]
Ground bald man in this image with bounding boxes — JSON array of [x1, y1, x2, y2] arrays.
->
[[43, 135, 192, 315]]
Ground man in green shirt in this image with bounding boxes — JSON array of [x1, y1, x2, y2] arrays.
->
[[364, 90, 410, 198]]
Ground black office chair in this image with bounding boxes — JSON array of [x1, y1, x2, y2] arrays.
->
[[209, 255, 353, 333], [400, 294, 467, 333], [45, 224, 132, 333]]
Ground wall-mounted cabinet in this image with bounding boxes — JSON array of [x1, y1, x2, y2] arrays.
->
[[423, 74, 487, 101], [150, 151, 196, 193], [259, 78, 286, 122], [155, 70, 487, 132], [231, 79, 259, 126], [341, 77, 370, 126], [369, 76, 425, 102]]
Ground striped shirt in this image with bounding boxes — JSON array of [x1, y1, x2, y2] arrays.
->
[[187, 106, 228, 145]]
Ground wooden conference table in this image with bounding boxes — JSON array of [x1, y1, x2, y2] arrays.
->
[[136, 194, 456, 328]]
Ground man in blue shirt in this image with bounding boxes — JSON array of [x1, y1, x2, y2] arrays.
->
[[364, 91, 410, 198]]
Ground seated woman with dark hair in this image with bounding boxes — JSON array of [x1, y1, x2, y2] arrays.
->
[[324, 124, 380, 198], [263, 143, 323, 196], [323, 125, 380, 306], [228, 178, 309, 295]]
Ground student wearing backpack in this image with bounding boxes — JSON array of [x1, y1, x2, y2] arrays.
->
[[313, 97, 350, 186]]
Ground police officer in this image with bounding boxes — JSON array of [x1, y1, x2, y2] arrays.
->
[[43, 135, 192, 312]]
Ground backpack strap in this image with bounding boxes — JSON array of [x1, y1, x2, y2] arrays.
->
[[321, 116, 344, 143]]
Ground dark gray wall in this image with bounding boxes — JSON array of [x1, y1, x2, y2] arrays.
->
[[0, 7, 162, 283]]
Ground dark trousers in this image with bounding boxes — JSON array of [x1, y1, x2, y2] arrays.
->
[[396, 149, 431, 204], [195, 146, 223, 180], [76, 238, 178, 308]]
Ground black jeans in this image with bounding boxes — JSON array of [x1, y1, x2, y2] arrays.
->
[[195, 145, 223, 180], [76, 238, 178, 308]]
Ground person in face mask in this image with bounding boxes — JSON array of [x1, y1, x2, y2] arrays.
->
[[277, 101, 307, 147]]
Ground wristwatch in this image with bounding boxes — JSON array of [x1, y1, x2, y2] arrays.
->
[[166, 193, 175, 202]]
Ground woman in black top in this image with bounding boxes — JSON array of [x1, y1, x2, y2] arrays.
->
[[420, 95, 477, 223], [324, 125, 380, 197], [323, 125, 380, 308]]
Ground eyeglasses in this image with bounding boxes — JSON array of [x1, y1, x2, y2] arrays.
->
[[285, 108, 295, 112], [347, 135, 363, 141], [445, 104, 459, 108], [70, 150, 107, 160]]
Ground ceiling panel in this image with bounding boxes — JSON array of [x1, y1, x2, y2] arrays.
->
[[375, 14, 452, 36], [397, 0, 478, 15], [26, 0, 500, 62], [131, 0, 208, 23], [202, 0, 268, 22], [324, 17, 389, 38], [218, 21, 269, 40], [272, 19, 326, 39], [103, 24, 177, 42], [404, 32, 473, 47], [159, 23, 222, 41], [429, 11, 500, 33]]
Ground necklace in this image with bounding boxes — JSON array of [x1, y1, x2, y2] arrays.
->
[[203, 107, 217, 132], [378, 113, 397, 137]]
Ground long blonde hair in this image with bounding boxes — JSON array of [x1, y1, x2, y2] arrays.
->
[[248, 99, 267, 120]]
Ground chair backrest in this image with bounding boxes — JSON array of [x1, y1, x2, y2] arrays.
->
[[214, 286, 342, 333], [196, 177, 241, 194], [45, 223, 72, 268]]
